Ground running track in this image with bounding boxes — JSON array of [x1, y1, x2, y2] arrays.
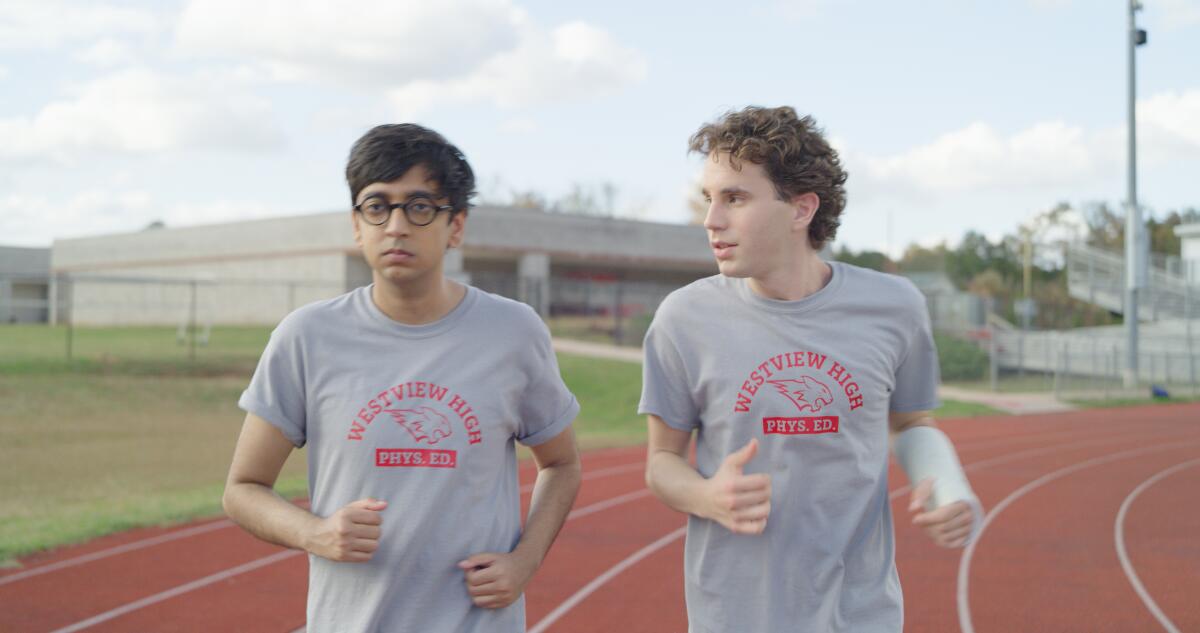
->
[[2, 403, 1198, 632]]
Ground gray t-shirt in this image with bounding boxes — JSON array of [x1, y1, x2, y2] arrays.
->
[[240, 284, 579, 633], [638, 262, 939, 633]]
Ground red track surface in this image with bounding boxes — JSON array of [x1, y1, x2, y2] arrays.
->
[[2, 404, 1198, 632]]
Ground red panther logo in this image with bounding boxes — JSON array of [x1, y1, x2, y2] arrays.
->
[[383, 407, 452, 445], [767, 376, 834, 414]]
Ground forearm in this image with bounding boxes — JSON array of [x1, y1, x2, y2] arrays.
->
[[645, 450, 713, 519], [513, 460, 581, 566], [891, 423, 978, 509], [223, 481, 320, 552]]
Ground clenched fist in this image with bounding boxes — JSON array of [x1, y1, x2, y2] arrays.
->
[[458, 551, 538, 609], [306, 498, 388, 562]]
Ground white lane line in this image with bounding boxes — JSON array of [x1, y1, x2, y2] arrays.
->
[[888, 429, 1177, 504], [50, 475, 658, 631], [42, 425, 1191, 630], [521, 462, 644, 494], [951, 427, 1103, 453], [5, 423, 1135, 588], [0, 520, 233, 587], [529, 526, 687, 633], [526, 427, 1192, 633], [1, 459, 646, 586], [568, 490, 653, 521], [956, 440, 1200, 633], [48, 549, 301, 633], [1114, 457, 1200, 633]]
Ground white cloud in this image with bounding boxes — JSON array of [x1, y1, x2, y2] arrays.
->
[[161, 199, 282, 227], [176, 0, 525, 86], [0, 65, 7, 80], [860, 121, 1102, 195], [0, 68, 285, 162], [387, 20, 647, 117], [0, 190, 154, 246], [1154, 0, 1200, 29], [76, 38, 137, 67], [1139, 90, 1200, 156], [0, 1, 160, 49], [855, 89, 1200, 198], [0, 191, 285, 246], [175, 1, 646, 115]]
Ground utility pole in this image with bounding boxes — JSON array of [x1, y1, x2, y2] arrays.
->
[[1124, 0, 1148, 388]]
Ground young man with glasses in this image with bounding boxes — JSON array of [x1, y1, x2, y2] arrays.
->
[[223, 124, 582, 632], [640, 106, 981, 632]]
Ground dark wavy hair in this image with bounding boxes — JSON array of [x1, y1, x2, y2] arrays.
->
[[688, 106, 847, 249], [345, 124, 476, 215]]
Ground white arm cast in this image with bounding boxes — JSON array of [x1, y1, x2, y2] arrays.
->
[[892, 425, 983, 545]]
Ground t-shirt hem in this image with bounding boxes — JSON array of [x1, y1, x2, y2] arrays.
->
[[637, 403, 696, 432], [519, 398, 580, 447], [238, 394, 306, 447]]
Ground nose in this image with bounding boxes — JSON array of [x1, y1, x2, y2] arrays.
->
[[384, 208, 412, 237], [702, 202, 725, 232]]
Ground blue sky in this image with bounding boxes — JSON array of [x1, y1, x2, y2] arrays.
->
[[2, 0, 1198, 255]]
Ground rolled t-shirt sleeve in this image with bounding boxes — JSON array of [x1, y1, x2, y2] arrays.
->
[[239, 316, 308, 447], [638, 320, 699, 432], [516, 322, 580, 447], [890, 292, 941, 413]]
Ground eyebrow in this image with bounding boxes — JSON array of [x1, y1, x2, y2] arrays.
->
[[358, 189, 441, 203], [700, 186, 751, 197]]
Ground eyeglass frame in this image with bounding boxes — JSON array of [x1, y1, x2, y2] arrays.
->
[[353, 195, 457, 227]]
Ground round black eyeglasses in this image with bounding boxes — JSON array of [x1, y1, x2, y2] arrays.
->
[[354, 197, 455, 227]]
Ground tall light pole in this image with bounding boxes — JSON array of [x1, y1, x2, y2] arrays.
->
[[1124, 0, 1148, 388]]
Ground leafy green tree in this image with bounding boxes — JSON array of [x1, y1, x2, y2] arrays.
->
[[833, 246, 894, 272]]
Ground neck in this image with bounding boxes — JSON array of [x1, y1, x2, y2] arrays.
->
[[747, 252, 832, 301], [371, 272, 465, 325]]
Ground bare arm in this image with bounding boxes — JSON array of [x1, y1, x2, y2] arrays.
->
[[515, 425, 582, 567], [223, 413, 386, 561], [459, 425, 582, 608], [644, 414, 771, 534], [887, 409, 936, 435]]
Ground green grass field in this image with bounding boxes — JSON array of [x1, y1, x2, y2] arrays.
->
[[1, 324, 999, 565]]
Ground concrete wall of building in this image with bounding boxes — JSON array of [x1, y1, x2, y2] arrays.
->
[[61, 254, 349, 325], [0, 246, 50, 276], [52, 214, 354, 325], [462, 206, 712, 270], [0, 246, 51, 323], [1178, 223, 1200, 282], [49, 206, 717, 325]]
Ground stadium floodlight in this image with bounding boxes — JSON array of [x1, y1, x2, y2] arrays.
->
[[1124, 0, 1147, 388]]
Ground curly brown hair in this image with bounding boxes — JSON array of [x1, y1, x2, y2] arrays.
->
[[688, 106, 847, 249]]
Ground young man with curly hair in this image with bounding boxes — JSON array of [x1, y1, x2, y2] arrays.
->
[[223, 124, 581, 632], [641, 106, 980, 632]]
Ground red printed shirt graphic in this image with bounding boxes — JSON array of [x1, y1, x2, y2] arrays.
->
[[767, 376, 834, 413], [733, 351, 866, 437], [384, 406, 452, 445], [237, 283, 581, 633], [342, 380, 486, 469]]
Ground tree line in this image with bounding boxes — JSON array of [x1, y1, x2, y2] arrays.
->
[[835, 203, 1200, 330]]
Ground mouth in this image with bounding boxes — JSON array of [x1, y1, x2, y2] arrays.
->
[[711, 241, 737, 260], [381, 248, 414, 263]]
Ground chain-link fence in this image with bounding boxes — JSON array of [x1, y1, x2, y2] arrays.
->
[[0, 274, 49, 324], [545, 275, 681, 347], [952, 312, 1200, 401], [39, 274, 346, 362], [23, 271, 689, 359]]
